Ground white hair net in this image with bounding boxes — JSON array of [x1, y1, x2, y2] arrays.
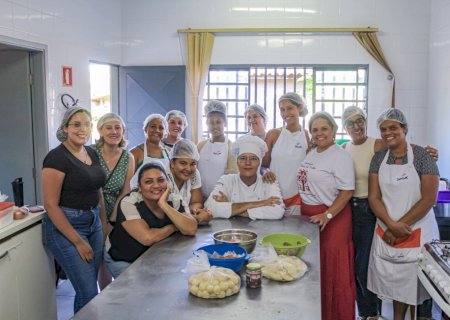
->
[[376, 108, 408, 128], [245, 104, 268, 123], [165, 110, 188, 127], [142, 114, 168, 133], [308, 111, 338, 136], [97, 112, 126, 130], [232, 135, 268, 160], [170, 139, 200, 161], [204, 100, 227, 117], [278, 92, 309, 117], [56, 107, 91, 142], [342, 106, 367, 125]]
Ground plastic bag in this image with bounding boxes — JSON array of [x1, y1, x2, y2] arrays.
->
[[250, 243, 308, 282], [184, 251, 241, 299]]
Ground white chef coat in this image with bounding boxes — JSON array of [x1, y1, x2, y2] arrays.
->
[[367, 143, 439, 305], [298, 144, 355, 206], [205, 174, 285, 220], [198, 138, 229, 198], [130, 143, 170, 189]]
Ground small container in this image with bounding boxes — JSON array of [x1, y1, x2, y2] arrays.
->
[[246, 262, 262, 289], [0, 202, 14, 229]]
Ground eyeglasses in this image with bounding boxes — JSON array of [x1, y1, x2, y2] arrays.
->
[[237, 155, 259, 163], [67, 122, 92, 130], [345, 117, 365, 129]]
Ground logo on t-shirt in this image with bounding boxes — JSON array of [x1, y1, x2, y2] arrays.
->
[[396, 172, 408, 182], [294, 142, 303, 149], [213, 150, 223, 155], [297, 168, 310, 192]]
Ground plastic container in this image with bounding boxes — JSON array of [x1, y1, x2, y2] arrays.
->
[[195, 243, 248, 272], [0, 202, 14, 229], [437, 191, 450, 203], [260, 233, 311, 258]]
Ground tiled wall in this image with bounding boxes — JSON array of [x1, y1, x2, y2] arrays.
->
[[0, 0, 439, 151], [0, 0, 122, 148], [429, 0, 450, 179], [121, 0, 431, 144]]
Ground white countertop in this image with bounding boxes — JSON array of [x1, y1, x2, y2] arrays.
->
[[0, 211, 45, 240]]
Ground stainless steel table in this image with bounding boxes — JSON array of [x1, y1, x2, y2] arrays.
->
[[75, 216, 321, 320]]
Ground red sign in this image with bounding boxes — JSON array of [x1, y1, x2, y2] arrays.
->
[[62, 66, 72, 86]]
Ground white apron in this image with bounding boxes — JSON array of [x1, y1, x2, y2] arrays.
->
[[198, 139, 228, 198], [367, 143, 439, 305], [270, 127, 307, 216], [130, 142, 170, 189]]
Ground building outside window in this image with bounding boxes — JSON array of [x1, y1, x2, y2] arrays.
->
[[202, 65, 368, 142]]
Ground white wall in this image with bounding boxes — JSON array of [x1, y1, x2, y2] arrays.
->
[[429, 0, 450, 179], [0, 0, 122, 148], [121, 0, 431, 144]]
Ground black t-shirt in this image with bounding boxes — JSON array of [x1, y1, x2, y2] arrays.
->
[[43, 144, 106, 209], [108, 193, 183, 263]]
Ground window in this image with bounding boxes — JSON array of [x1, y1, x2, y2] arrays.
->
[[203, 65, 368, 141]]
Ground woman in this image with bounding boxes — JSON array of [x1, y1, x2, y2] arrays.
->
[[298, 111, 356, 320], [197, 100, 238, 199], [169, 139, 212, 224], [42, 107, 107, 313], [93, 113, 134, 289], [262, 92, 310, 216], [245, 103, 268, 140], [162, 110, 188, 149], [368, 108, 439, 320], [342, 106, 437, 320], [94, 113, 134, 224], [130, 114, 170, 189], [105, 162, 197, 277]]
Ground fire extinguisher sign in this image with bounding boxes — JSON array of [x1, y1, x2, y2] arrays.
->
[[62, 66, 73, 87]]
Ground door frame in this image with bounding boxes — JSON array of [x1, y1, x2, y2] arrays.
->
[[0, 35, 49, 204]]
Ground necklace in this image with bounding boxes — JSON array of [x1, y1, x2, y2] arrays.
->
[[65, 143, 88, 163]]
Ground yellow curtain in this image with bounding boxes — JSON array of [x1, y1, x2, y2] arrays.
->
[[186, 32, 215, 143], [353, 32, 395, 107]]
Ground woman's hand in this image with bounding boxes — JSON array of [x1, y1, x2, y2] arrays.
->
[[260, 196, 282, 207], [213, 191, 229, 203], [309, 212, 330, 231], [262, 171, 277, 184], [192, 207, 212, 224], [387, 221, 412, 238], [424, 145, 439, 161], [158, 186, 171, 207], [75, 239, 94, 263], [382, 229, 397, 246]]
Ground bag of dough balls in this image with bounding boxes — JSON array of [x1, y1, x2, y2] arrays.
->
[[250, 243, 308, 282], [183, 251, 241, 299]]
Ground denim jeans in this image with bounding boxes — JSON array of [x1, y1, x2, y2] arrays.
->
[[104, 250, 131, 278], [352, 197, 381, 317], [42, 206, 103, 313]]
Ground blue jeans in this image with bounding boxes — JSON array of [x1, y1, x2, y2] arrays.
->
[[104, 250, 130, 278], [351, 198, 381, 317], [42, 206, 103, 313]]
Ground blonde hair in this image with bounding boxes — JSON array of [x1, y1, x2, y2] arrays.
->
[[95, 112, 128, 148]]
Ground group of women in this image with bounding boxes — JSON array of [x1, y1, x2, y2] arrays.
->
[[42, 93, 439, 320]]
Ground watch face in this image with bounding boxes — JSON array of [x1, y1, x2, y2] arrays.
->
[[326, 213, 333, 219]]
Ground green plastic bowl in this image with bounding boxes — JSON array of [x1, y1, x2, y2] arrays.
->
[[260, 233, 311, 258]]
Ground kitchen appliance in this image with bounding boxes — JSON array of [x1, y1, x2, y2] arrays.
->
[[417, 240, 450, 316], [434, 191, 450, 240]]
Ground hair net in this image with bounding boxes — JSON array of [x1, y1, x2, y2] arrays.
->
[[233, 135, 268, 160], [56, 107, 91, 142], [342, 106, 367, 125], [170, 139, 200, 161], [142, 114, 168, 133], [245, 104, 268, 123], [97, 112, 126, 130], [165, 110, 188, 127], [376, 108, 408, 128], [308, 111, 338, 136], [204, 100, 227, 118], [278, 92, 309, 117]]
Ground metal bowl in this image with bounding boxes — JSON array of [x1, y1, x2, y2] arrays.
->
[[213, 229, 258, 253]]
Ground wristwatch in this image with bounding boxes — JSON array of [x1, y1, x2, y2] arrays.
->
[[325, 211, 333, 220]]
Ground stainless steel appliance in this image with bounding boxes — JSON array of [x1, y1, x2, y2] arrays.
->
[[418, 240, 450, 316]]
